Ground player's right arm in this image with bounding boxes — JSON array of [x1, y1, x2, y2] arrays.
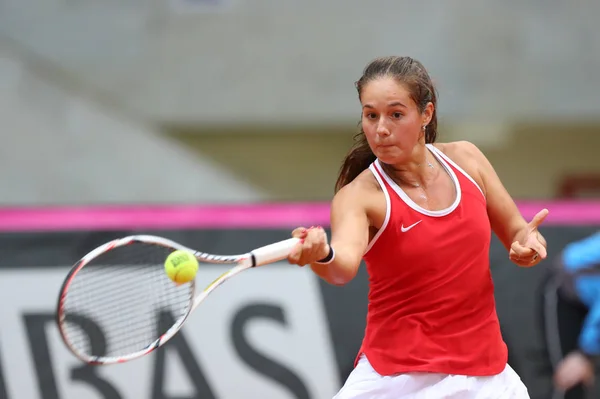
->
[[288, 182, 370, 286]]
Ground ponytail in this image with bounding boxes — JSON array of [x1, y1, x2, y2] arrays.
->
[[334, 126, 376, 193]]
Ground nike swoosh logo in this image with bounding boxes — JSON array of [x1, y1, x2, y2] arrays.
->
[[401, 220, 422, 232]]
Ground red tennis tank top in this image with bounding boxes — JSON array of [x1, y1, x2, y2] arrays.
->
[[357, 144, 507, 376]]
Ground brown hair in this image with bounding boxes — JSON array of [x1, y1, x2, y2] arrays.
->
[[334, 56, 438, 193]]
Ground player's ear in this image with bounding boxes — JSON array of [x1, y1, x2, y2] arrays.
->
[[421, 102, 434, 127]]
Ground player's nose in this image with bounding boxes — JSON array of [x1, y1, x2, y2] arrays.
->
[[376, 120, 391, 136]]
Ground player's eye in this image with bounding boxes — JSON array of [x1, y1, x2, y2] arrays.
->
[[392, 112, 403, 119]]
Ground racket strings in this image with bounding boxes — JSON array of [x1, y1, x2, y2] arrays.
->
[[60, 242, 193, 360]]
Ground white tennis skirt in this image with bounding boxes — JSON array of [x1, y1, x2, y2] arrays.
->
[[333, 354, 530, 399]]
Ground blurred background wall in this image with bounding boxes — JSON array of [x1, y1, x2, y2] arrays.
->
[[1, 0, 599, 204]]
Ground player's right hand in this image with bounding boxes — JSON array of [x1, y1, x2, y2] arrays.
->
[[287, 226, 330, 266]]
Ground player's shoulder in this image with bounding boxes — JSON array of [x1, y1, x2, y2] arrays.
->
[[347, 168, 381, 193], [433, 140, 485, 161], [333, 168, 381, 204], [433, 141, 488, 191]]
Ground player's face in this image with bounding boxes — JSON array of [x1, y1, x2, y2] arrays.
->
[[360, 77, 431, 164]]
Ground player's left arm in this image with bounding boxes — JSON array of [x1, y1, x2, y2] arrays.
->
[[454, 141, 549, 267]]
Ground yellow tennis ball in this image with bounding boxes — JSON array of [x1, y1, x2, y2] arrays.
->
[[164, 250, 198, 285]]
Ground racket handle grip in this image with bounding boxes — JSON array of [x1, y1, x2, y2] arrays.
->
[[251, 237, 301, 266]]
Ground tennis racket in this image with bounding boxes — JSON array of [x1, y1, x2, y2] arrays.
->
[[56, 234, 300, 365]]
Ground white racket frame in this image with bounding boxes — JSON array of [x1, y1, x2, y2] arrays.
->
[[56, 234, 300, 365]]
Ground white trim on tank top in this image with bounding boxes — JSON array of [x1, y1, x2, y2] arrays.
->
[[427, 144, 486, 200], [364, 163, 392, 255], [373, 144, 461, 217]]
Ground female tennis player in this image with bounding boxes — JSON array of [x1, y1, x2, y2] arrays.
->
[[287, 56, 548, 398]]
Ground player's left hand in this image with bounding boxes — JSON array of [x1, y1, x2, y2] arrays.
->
[[509, 208, 549, 267]]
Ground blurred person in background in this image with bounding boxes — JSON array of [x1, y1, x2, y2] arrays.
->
[[287, 56, 549, 398], [544, 231, 600, 399]]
